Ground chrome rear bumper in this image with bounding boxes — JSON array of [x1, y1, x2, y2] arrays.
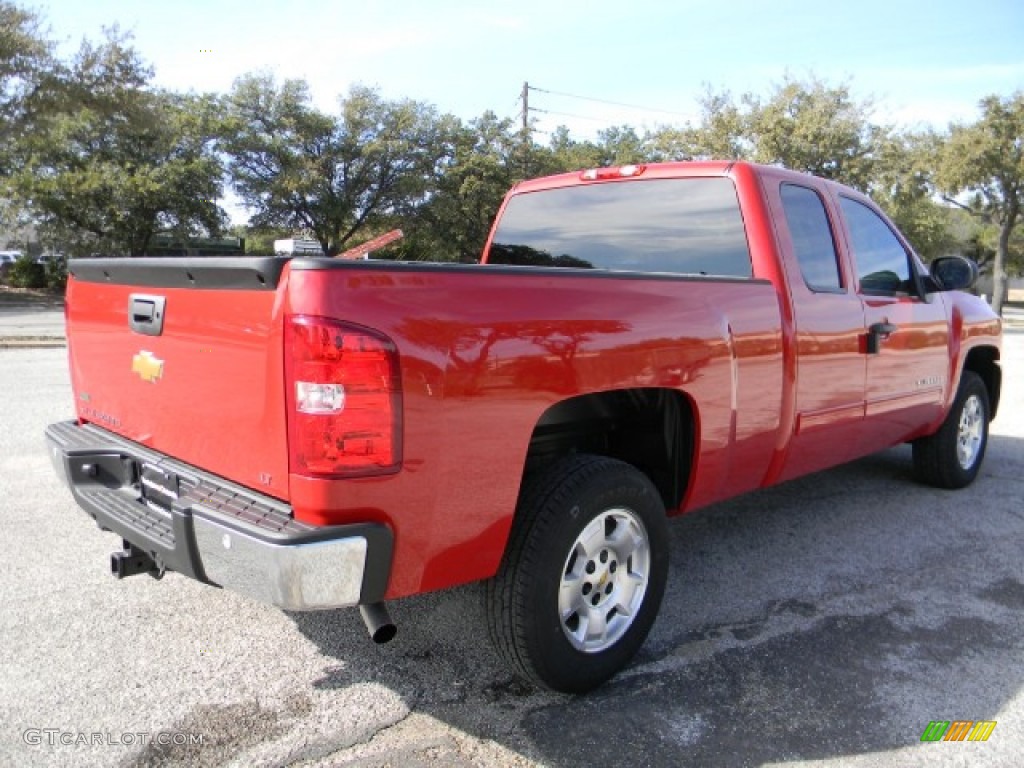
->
[[45, 421, 392, 610]]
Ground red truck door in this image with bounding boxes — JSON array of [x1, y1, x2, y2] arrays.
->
[[767, 181, 867, 481], [836, 195, 949, 450]]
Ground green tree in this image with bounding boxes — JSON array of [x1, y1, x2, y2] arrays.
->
[[9, 29, 225, 255], [405, 111, 520, 262], [870, 132, 953, 260], [222, 77, 457, 256], [1, 1, 51, 168], [549, 125, 650, 169], [936, 92, 1024, 314], [648, 87, 748, 161], [547, 126, 606, 171], [646, 77, 883, 192], [546, 125, 663, 172], [0, 1, 52, 232], [744, 76, 883, 191]]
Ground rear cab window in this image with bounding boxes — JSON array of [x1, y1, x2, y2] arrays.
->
[[486, 177, 752, 278], [779, 184, 844, 292]]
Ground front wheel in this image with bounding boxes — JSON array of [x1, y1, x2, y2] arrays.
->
[[913, 370, 990, 489], [485, 455, 669, 693]]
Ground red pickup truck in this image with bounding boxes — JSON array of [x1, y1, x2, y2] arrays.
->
[[46, 161, 1001, 692]]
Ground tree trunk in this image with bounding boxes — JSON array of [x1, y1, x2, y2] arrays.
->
[[993, 207, 1019, 315], [989, 225, 1006, 315]]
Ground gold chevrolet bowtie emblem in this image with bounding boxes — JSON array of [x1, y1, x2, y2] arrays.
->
[[132, 350, 164, 383]]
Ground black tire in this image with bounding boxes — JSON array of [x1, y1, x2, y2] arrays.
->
[[912, 370, 990, 489], [485, 454, 669, 693]]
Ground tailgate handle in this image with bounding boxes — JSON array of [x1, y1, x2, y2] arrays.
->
[[128, 294, 166, 336]]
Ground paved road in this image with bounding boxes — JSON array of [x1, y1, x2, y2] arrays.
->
[[0, 289, 65, 343], [1, 333, 1023, 767]]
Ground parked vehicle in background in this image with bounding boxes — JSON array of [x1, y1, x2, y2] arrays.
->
[[274, 238, 323, 256], [0, 250, 23, 280], [46, 161, 1001, 693]]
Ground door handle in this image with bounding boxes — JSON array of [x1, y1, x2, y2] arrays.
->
[[867, 322, 898, 354]]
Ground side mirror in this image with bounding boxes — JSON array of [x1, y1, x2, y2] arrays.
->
[[929, 256, 979, 292]]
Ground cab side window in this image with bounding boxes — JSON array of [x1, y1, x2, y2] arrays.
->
[[780, 184, 843, 292], [839, 197, 912, 295]]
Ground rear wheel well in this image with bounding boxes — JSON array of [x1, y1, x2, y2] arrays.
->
[[524, 388, 693, 510], [963, 346, 1001, 420]]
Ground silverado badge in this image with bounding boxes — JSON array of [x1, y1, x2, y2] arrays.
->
[[132, 350, 164, 383]]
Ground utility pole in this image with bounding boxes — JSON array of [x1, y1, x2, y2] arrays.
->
[[520, 81, 531, 178], [520, 81, 530, 137]]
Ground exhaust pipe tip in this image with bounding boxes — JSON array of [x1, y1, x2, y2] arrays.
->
[[359, 603, 397, 644]]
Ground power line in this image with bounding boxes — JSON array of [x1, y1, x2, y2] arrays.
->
[[528, 85, 694, 120], [530, 107, 610, 124], [518, 81, 691, 145]]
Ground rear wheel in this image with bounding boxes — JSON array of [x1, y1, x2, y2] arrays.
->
[[486, 454, 669, 693], [912, 370, 990, 489]]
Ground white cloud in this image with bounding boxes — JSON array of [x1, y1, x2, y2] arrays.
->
[[880, 99, 982, 130]]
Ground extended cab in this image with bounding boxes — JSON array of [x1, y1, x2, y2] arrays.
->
[[46, 161, 1001, 692]]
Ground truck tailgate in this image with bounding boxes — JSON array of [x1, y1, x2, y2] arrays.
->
[[64, 258, 291, 501]]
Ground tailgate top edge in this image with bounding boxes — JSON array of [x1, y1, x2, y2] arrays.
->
[[68, 257, 288, 290]]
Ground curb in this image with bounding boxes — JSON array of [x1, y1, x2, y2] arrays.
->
[[0, 336, 67, 349]]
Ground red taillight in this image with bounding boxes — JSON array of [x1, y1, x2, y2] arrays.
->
[[285, 315, 402, 477]]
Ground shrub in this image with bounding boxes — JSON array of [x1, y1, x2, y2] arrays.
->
[[44, 255, 67, 291], [8, 254, 46, 289]]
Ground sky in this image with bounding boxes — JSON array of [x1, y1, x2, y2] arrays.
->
[[33, 0, 1023, 142]]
